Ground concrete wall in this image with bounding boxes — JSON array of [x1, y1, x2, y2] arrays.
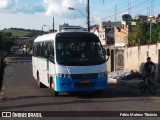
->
[[0, 51, 1, 67], [124, 43, 160, 81]]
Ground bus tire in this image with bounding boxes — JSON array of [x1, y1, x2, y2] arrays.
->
[[37, 73, 45, 88], [50, 78, 59, 96]]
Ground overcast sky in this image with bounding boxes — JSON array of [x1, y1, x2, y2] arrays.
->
[[0, 0, 160, 30]]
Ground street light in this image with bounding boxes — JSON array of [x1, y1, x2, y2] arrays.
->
[[68, 7, 86, 18], [42, 25, 49, 34], [68, 6, 90, 31], [42, 24, 47, 31]]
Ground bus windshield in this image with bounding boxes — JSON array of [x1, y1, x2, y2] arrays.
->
[[56, 37, 106, 66]]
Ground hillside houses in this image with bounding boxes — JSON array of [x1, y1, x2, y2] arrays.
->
[[91, 21, 128, 47], [90, 14, 160, 47]]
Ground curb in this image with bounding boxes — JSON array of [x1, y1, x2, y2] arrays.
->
[[108, 78, 160, 89], [108, 78, 142, 89], [118, 80, 142, 89]]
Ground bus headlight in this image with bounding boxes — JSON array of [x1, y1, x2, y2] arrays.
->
[[56, 73, 69, 78], [98, 71, 107, 77]]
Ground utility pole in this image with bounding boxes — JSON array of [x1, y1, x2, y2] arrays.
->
[[149, 0, 154, 43], [103, 0, 105, 4], [151, 0, 154, 16], [114, 4, 117, 71], [128, 0, 131, 15], [147, 6, 150, 16], [86, 0, 90, 32]]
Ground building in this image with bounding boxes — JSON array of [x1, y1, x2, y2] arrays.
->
[[152, 14, 160, 23], [136, 15, 148, 22], [91, 21, 128, 47], [157, 14, 160, 22], [16, 37, 34, 52], [135, 14, 160, 23]]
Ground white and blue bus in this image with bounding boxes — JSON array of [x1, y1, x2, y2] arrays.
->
[[32, 31, 109, 96]]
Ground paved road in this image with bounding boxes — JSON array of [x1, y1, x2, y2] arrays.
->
[[0, 53, 160, 120]]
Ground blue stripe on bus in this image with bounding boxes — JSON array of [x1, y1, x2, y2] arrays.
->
[[55, 76, 107, 92]]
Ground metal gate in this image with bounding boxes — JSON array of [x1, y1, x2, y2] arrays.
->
[[115, 49, 124, 71], [111, 49, 124, 71]]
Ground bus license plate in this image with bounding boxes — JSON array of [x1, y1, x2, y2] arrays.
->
[[80, 80, 90, 84]]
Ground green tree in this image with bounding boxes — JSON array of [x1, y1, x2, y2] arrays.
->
[[128, 21, 149, 46], [152, 23, 160, 43], [128, 20, 160, 46], [0, 32, 15, 52], [157, 32, 160, 42]]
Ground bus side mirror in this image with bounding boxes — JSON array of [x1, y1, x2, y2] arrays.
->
[[106, 49, 110, 56]]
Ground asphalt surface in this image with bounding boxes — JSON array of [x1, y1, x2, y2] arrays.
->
[[0, 53, 160, 120]]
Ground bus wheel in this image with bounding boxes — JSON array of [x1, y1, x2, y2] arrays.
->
[[50, 79, 59, 96], [37, 73, 45, 88]]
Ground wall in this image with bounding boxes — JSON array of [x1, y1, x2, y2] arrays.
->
[[124, 43, 160, 81], [0, 36, 2, 68], [0, 51, 1, 68]]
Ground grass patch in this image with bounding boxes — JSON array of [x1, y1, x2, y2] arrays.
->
[[3, 29, 30, 37]]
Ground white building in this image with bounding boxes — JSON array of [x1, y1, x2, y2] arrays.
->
[[91, 21, 128, 47]]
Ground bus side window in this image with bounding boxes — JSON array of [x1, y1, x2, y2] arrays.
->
[[48, 42, 54, 63], [34, 44, 37, 56], [37, 43, 40, 57], [44, 42, 49, 58], [32, 45, 35, 56], [39, 43, 42, 57]]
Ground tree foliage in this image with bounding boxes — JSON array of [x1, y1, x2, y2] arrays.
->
[[128, 20, 160, 46], [0, 32, 15, 52]]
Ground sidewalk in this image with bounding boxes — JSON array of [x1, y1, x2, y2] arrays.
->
[[108, 78, 160, 89], [108, 78, 142, 89], [108, 70, 160, 89]]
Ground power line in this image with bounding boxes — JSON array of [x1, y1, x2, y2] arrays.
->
[[131, 2, 150, 15], [83, 0, 159, 26], [99, 0, 150, 21]]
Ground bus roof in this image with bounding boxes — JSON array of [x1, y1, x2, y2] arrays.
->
[[34, 31, 98, 43]]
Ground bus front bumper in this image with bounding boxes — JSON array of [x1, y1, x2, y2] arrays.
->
[[55, 76, 107, 92]]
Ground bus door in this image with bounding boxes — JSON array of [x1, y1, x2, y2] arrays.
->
[[47, 42, 56, 85]]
